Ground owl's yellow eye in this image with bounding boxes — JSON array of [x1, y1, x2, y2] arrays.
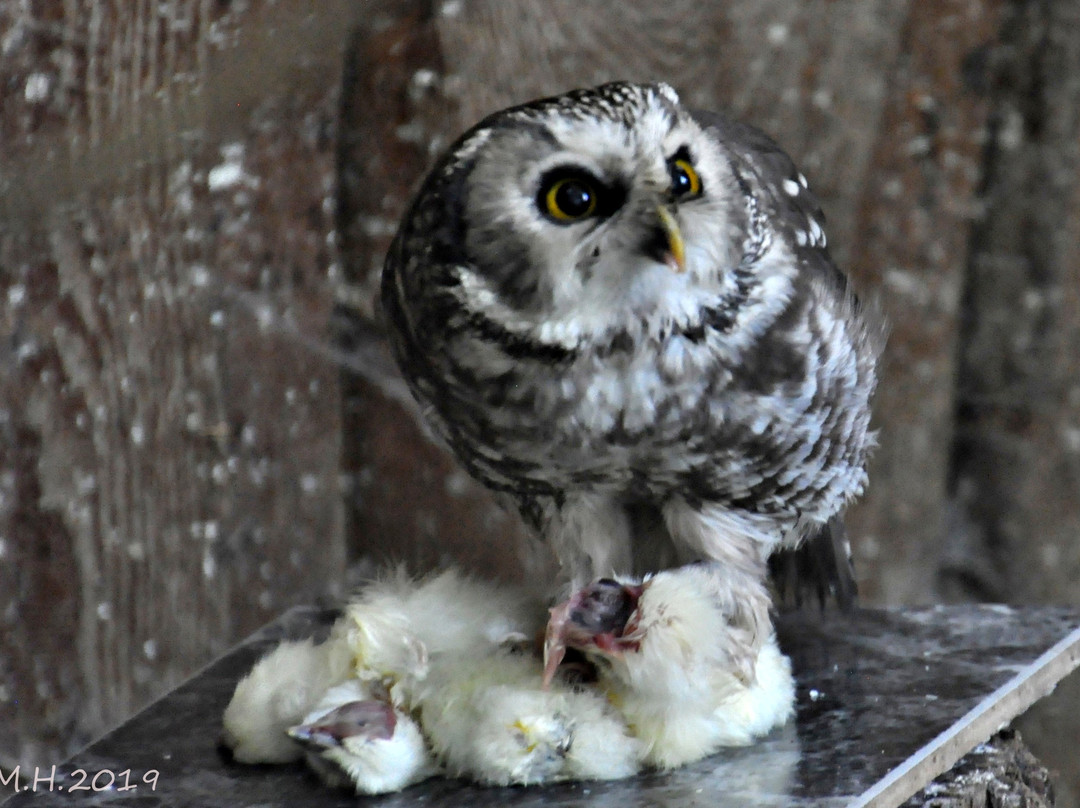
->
[[670, 157, 702, 199], [541, 176, 598, 222]]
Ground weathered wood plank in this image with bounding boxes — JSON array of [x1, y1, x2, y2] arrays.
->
[[949, 0, 1080, 606], [841, 0, 1006, 602], [947, 4, 1080, 799], [903, 731, 1055, 808]]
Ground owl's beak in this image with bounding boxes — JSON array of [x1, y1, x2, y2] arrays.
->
[[654, 206, 686, 272]]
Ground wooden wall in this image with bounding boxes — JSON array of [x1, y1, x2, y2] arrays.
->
[[0, 0, 356, 764], [1, 0, 1078, 800]]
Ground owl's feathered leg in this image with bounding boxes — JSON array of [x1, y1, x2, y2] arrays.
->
[[539, 493, 637, 590], [543, 566, 794, 770], [661, 499, 779, 680]]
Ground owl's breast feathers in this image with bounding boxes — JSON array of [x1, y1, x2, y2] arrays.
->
[[387, 260, 875, 527]]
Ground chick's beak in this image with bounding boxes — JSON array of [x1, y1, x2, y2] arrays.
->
[[652, 206, 686, 272], [542, 579, 645, 689], [288, 700, 397, 749]]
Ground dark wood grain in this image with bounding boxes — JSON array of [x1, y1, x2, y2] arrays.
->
[[0, 0, 358, 768]]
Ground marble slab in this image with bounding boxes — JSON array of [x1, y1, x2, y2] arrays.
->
[[3, 605, 1078, 808]]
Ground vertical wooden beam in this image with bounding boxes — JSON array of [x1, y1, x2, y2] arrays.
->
[[843, 0, 1005, 602], [950, 0, 1080, 605]]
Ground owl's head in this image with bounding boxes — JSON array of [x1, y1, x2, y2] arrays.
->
[[404, 82, 761, 347]]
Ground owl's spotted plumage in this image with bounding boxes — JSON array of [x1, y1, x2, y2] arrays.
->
[[382, 82, 878, 672]]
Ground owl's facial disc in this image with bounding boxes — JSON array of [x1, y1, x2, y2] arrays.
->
[[530, 153, 694, 280], [454, 85, 744, 343]]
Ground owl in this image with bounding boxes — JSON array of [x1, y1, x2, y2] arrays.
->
[[380, 81, 879, 680]]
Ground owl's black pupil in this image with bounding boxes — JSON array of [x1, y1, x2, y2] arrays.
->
[[556, 181, 593, 216], [672, 166, 692, 195]]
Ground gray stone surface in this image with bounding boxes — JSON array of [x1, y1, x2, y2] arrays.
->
[[2, 606, 1077, 808]]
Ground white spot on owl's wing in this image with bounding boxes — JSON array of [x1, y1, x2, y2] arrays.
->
[[657, 82, 680, 105]]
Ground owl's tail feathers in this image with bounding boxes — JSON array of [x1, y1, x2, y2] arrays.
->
[[768, 516, 857, 611]]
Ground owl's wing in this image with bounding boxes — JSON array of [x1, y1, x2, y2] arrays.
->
[[688, 108, 849, 292], [687, 108, 823, 210], [690, 109, 861, 611]]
